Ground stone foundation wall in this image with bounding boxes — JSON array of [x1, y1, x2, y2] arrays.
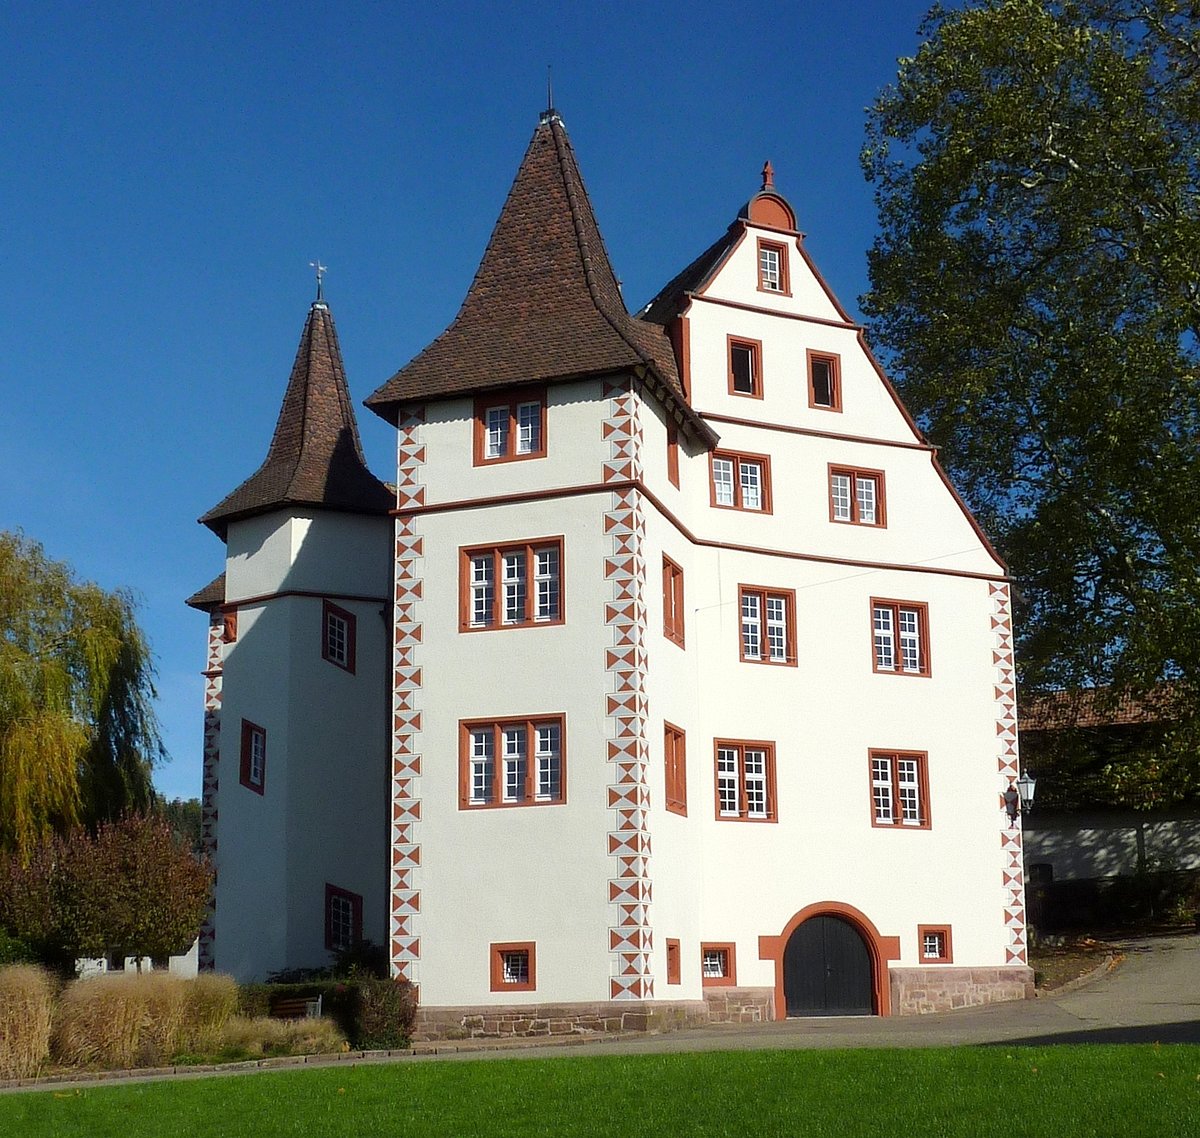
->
[[889, 966, 1035, 1015], [415, 989, 776, 1041]]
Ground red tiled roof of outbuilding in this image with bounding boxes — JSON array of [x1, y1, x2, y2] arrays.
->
[[200, 301, 394, 539], [365, 112, 715, 446]]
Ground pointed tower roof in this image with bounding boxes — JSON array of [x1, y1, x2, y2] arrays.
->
[[366, 112, 715, 445], [200, 299, 394, 539]]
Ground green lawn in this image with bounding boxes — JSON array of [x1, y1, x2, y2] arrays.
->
[[3, 1045, 1198, 1137]]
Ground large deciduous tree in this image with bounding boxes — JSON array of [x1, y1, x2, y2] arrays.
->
[[0, 532, 163, 859], [862, 1, 1200, 802]]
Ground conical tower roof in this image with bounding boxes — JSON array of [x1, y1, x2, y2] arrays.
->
[[200, 300, 393, 539], [366, 112, 714, 444]]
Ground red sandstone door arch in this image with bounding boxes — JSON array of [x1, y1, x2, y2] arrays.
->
[[759, 902, 901, 1019]]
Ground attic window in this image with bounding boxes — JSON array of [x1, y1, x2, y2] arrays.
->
[[474, 390, 547, 465], [757, 239, 789, 295]]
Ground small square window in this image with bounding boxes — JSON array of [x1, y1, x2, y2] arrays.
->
[[322, 600, 356, 673], [700, 942, 737, 986], [727, 336, 763, 398], [756, 239, 789, 295], [490, 941, 537, 992], [808, 351, 842, 411], [325, 884, 363, 953], [474, 390, 547, 464], [919, 926, 953, 963], [239, 720, 266, 795]]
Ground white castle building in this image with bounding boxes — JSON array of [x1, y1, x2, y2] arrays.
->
[[190, 110, 1032, 1035]]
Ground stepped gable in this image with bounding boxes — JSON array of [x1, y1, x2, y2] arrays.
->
[[200, 300, 394, 539], [366, 111, 715, 445]]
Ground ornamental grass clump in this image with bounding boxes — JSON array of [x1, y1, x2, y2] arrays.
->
[[0, 964, 54, 1079], [218, 1014, 347, 1058], [51, 971, 240, 1068]]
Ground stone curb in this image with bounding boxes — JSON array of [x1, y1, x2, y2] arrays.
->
[[1036, 951, 1122, 998], [0, 1030, 642, 1093]]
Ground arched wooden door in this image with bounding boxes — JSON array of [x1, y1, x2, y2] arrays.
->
[[783, 914, 874, 1016]]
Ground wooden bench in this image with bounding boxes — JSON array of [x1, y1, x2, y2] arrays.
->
[[269, 994, 323, 1019]]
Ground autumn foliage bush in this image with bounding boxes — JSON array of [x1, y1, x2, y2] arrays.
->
[[0, 964, 55, 1079]]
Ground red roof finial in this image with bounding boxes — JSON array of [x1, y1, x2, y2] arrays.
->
[[761, 160, 775, 191]]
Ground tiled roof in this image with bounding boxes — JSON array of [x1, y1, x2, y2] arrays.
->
[[185, 573, 226, 611], [1020, 684, 1184, 731], [200, 302, 394, 539], [638, 224, 741, 327], [366, 113, 715, 446]]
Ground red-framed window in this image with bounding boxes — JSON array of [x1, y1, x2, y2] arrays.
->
[[322, 599, 356, 673], [871, 598, 930, 677], [461, 539, 563, 631], [870, 750, 931, 829], [473, 389, 547, 465], [714, 739, 777, 822], [666, 420, 680, 488], [918, 925, 953, 964], [666, 938, 681, 985], [738, 585, 796, 666], [807, 350, 842, 411], [324, 884, 363, 952], [710, 451, 772, 513], [490, 941, 536, 992], [829, 465, 885, 526], [664, 722, 687, 816], [701, 942, 738, 986], [727, 335, 763, 398], [756, 238, 790, 295], [662, 555, 685, 647], [460, 716, 566, 809], [239, 720, 266, 795]]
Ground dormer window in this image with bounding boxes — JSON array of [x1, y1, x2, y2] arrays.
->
[[474, 390, 547, 465], [757, 239, 789, 295]]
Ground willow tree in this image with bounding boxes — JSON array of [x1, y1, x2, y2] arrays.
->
[[861, 1, 1200, 803], [0, 532, 162, 859]]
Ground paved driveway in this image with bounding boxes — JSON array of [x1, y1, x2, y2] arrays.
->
[[432, 932, 1200, 1062]]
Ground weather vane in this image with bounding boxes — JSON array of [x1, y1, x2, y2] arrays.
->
[[309, 260, 327, 303]]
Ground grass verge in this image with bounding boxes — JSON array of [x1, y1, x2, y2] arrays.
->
[[2, 1044, 1198, 1137]]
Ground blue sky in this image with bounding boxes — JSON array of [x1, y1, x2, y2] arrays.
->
[[1, 1, 938, 800]]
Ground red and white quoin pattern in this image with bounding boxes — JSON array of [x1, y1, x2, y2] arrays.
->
[[601, 379, 654, 1000], [389, 408, 426, 985], [197, 611, 223, 971], [990, 582, 1027, 965]]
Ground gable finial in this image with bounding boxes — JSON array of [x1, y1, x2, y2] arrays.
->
[[761, 160, 775, 191], [309, 260, 327, 305]]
